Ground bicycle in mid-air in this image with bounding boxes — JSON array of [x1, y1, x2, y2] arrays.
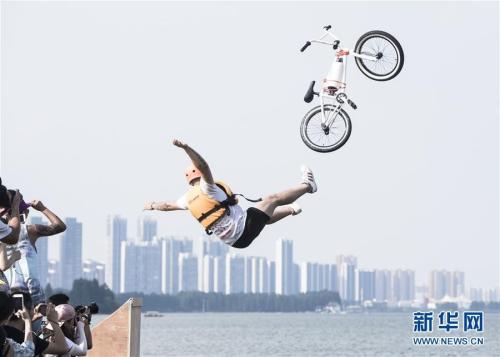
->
[[300, 25, 404, 152]]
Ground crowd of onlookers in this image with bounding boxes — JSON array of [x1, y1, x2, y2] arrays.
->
[[0, 179, 94, 357]]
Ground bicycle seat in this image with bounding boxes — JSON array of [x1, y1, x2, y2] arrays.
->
[[304, 81, 317, 103]]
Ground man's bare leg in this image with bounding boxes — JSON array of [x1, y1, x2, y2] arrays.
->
[[256, 184, 309, 218], [255, 166, 317, 219], [267, 204, 301, 225]]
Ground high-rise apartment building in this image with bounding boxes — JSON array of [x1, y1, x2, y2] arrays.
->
[[178, 253, 198, 292], [59, 217, 82, 290], [120, 239, 162, 294], [429, 270, 465, 300], [374, 270, 392, 302], [337, 255, 357, 303], [392, 269, 415, 302], [106, 215, 127, 293], [160, 237, 193, 294], [358, 270, 375, 302], [225, 255, 245, 294], [82, 259, 106, 285], [276, 239, 294, 295], [137, 216, 157, 242]]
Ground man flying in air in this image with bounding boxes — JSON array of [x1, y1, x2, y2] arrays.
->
[[144, 139, 317, 248]]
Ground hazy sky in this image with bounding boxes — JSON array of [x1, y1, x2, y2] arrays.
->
[[1, 1, 498, 288]]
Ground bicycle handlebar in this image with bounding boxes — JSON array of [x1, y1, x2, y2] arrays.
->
[[323, 25, 332, 31], [300, 41, 311, 52]]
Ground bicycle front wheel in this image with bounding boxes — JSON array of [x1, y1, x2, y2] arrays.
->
[[300, 105, 352, 153], [354, 30, 404, 81]]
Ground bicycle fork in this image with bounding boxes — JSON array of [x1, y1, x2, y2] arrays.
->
[[321, 101, 343, 134], [320, 93, 357, 133]]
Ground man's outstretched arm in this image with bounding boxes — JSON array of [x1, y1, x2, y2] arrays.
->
[[173, 139, 214, 184], [144, 201, 185, 212]]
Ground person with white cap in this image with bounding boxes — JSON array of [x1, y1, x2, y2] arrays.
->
[[43, 304, 87, 357]]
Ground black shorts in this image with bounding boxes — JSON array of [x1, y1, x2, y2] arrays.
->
[[232, 207, 270, 249]]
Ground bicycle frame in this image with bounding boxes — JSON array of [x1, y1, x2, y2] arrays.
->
[[309, 28, 378, 129]]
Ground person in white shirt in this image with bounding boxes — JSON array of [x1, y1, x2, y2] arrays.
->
[[44, 304, 87, 357], [144, 139, 317, 248], [4, 200, 66, 306]]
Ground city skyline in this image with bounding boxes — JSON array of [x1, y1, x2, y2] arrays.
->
[[30, 213, 499, 294], [41, 231, 500, 305]]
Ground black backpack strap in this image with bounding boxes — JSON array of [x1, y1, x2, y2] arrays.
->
[[215, 182, 261, 204], [234, 193, 262, 203]]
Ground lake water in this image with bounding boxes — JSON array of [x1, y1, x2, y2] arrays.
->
[[94, 312, 499, 356]]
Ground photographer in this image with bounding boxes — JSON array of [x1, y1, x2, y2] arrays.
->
[[3, 289, 67, 356], [0, 180, 23, 245], [47, 295, 93, 351], [44, 304, 87, 357], [73, 305, 94, 351], [0, 292, 35, 357]]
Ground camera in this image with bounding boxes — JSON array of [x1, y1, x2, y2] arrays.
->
[[36, 303, 48, 317], [35, 303, 47, 316], [6, 189, 29, 214], [74, 302, 99, 315]]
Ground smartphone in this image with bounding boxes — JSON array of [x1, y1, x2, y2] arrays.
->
[[37, 303, 48, 316], [12, 293, 24, 312]]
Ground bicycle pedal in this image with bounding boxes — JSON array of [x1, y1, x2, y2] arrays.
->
[[348, 99, 357, 110]]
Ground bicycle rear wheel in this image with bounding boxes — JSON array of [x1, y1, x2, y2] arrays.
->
[[300, 105, 352, 153], [354, 30, 404, 81]]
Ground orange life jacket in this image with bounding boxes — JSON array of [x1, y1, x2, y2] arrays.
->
[[185, 180, 238, 229]]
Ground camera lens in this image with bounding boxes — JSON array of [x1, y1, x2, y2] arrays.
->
[[89, 302, 99, 314]]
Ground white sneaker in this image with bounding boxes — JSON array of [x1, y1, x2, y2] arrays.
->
[[290, 203, 302, 216], [301, 165, 317, 193]]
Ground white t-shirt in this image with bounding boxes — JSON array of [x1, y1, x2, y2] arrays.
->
[[176, 178, 246, 246], [44, 321, 87, 357], [0, 220, 12, 240]]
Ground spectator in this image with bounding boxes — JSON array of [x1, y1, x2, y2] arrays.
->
[[0, 180, 22, 245], [0, 292, 34, 357], [4, 199, 66, 306], [46, 294, 92, 350], [0, 181, 23, 294], [47, 294, 69, 307], [4, 290, 67, 356], [44, 305, 87, 357]]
